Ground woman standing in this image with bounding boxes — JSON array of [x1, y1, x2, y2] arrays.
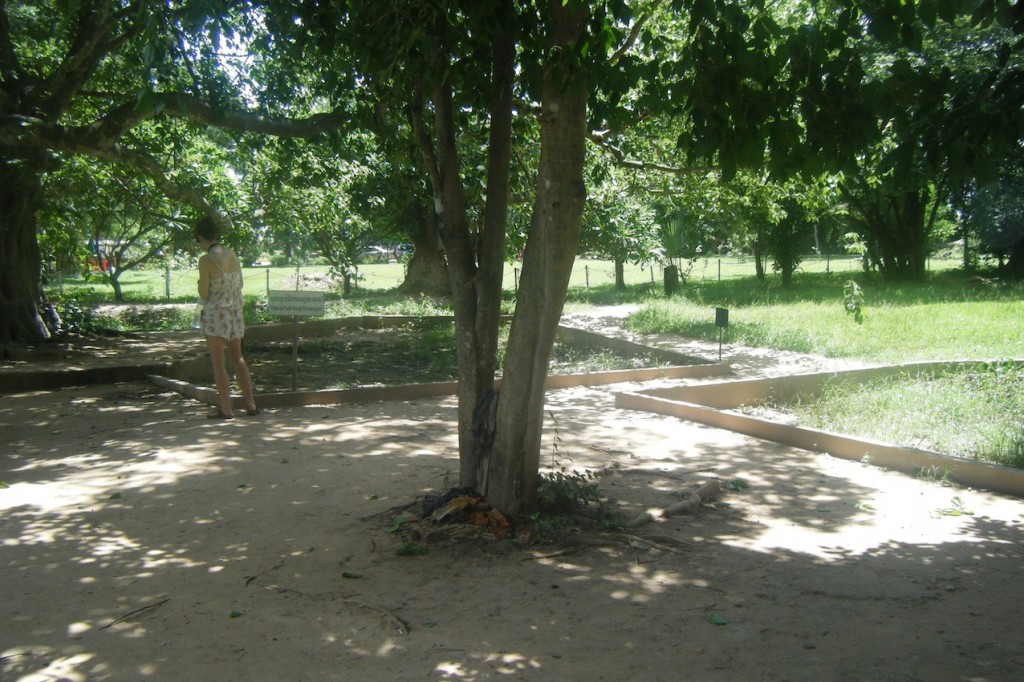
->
[[195, 216, 259, 419]]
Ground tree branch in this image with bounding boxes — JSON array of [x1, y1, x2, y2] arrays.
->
[[608, 0, 667, 66], [77, 92, 347, 149], [0, 0, 24, 83], [9, 120, 229, 227], [587, 130, 714, 175], [38, 2, 141, 118]]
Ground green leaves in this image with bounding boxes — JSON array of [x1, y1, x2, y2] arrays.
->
[[396, 542, 428, 557], [935, 496, 975, 517], [843, 280, 865, 324], [724, 478, 749, 492]]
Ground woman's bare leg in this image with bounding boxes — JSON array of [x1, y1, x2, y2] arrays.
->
[[227, 337, 257, 412], [205, 335, 234, 416]]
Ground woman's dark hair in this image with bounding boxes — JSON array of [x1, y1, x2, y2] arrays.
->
[[194, 216, 220, 241]]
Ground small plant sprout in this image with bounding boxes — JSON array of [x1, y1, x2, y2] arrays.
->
[[843, 279, 865, 324]]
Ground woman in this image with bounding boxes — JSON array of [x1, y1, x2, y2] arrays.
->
[[195, 216, 260, 419]]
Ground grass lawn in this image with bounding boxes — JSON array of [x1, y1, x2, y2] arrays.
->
[[627, 270, 1024, 363], [626, 269, 1024, 467], [781, 363, 1024, 469]]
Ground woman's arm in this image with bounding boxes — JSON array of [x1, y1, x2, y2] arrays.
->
[[197, 255, 211, 300]]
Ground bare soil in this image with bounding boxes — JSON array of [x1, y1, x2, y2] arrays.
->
[[2, 317, 1023, 681], [245, 325, 671, 393]]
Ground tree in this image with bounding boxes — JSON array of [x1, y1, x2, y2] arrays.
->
[[221, 0, 1024, 515], [280, 0, 598, 513], [0, 0, 347, 342], [579, 163, 661, 290], [966, 154, 1024, 277], [49, 160, 185, 302], [836, 14, 1024, 281]]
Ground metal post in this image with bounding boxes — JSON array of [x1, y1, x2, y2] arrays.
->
[[291, 316, 299, 392], [715, 307, 729, 362], [585, 265, 590, 289]]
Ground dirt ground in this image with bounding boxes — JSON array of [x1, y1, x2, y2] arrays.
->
[[2, 314, 1024, 681]]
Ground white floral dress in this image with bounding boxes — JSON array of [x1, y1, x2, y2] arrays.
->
[[200, 264, 245, 340]]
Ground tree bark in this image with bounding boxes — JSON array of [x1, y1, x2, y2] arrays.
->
[[482, 0, 589, 516], [860, 189, 931, 282], [614, 258, 626, 289], [0, 160, 53, 343], [408, 3, 516, 491], [398, 204, 449, 296]]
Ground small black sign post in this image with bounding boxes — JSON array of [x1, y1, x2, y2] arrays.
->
[[715, 307, 729, 361]]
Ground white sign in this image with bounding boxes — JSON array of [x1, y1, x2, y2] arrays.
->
[[268, 290, 325, 317]]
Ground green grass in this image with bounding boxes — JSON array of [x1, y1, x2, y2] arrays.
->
[[628, 269, 1024, 468], [627, 271, 1024, 362], [786, 363, 1024, 469]]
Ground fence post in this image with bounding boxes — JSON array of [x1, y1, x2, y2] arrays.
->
[[165, 261, 171, 300], [266, 269, 270, 296], [718, 258, 721, 281], [585, 265, 590, 289]]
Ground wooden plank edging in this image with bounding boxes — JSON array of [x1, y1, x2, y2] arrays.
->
[[615, 359, 1024, 499]]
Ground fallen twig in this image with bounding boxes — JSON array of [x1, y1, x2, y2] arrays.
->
[[257, 585, 409, 636], [625, 534, 690, 554], [344, 598, 409, 636], [359, 500, 419, 521], [637, 532, 697, 551], [244, 557, 286, 586], [521, 549, 574, 561], [100, 597, 170, 630]]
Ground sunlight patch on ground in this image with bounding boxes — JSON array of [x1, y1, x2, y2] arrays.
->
[[435, 651, 542, 680], [0, 446, 230, 514], [6, 650, 94, 682], [725, 490, 984, 559]]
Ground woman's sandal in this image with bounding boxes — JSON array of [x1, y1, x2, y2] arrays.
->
[[245, 406, 262, 417], [207, 408, 234, 419]]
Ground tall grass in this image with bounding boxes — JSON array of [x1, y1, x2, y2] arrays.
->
[[630, 270, 1024, 468], [789, 363, 1024, 469], [627, 271, 1024, 362]]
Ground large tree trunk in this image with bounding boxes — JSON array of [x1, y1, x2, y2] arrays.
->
[[410, 2, 515, 491], [614, 257, 626, 290], [482, 0, 589, 516], [855, 187, 936, 283], [1003, 234, 1024, 279], [752, 241, 767, 280], [398, 207, 449, 297], [0, 161, 52, 343]]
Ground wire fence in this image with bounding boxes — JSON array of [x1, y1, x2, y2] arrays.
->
[[57, 253, 888, 302], [274, 255, 868, 296]]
